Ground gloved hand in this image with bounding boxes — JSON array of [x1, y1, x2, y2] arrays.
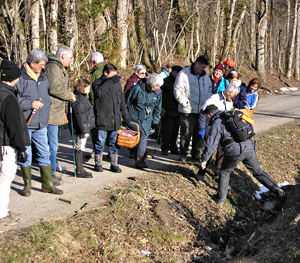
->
[[151, 123, 158, 129], [198, 129, 205, 139], [18, 151, 28, 163], [122, 118, 131, 126]]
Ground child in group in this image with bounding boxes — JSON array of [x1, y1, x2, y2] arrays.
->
[[227, 71, 247, 109], [68, 79, 95, 178], [245, 78, 261, 109]]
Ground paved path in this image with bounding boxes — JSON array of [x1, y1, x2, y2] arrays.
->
[[1, 91, 300, 233]]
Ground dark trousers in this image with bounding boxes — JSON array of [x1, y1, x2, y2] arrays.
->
[[179, 113, 202, 158], [161, 114, 180, 152], [218, 150, 279, 200]]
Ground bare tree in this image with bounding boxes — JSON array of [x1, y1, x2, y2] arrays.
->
[[250, 0, 256, 65], [286, 0, 298, 78], [31, 0, 40, 49], [211, 0, 221, 66], [256, 0, 269, 81], [48, 0, 58, 53], [295, 1, 300, 80]]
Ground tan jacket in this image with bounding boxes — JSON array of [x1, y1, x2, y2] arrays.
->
[[44, 58, 73, 125]]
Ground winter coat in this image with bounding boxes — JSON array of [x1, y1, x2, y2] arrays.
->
[[68, 91, 95, 135], [15, 65, 51, 129], [44, 53, 73, 125], [174, 65, 212, 114], [124, 73, 139, 96], [200, 110, 255, 162], [126, 80, 162, 134], [245, 88, 259, 109], [89, 62, 105, 106], [210, 74, 229, 94], [93, 75, 129, 131], [161, 74, 179, 116], [232, 80, 247, 109], [0, 81, 30, 156]]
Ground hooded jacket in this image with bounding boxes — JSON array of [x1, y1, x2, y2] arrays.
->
[[0, 81, 30, 156], [174, 64, 212, 114], [126, 79, 162, 134], [200, 110, 255, 162], [15, 65, 51, 129], [93, 74, 129, 131], [44, 53, 73, 125], [89, 62, 105, 106]]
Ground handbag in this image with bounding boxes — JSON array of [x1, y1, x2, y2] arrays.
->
[[241, 100, 254, 119]]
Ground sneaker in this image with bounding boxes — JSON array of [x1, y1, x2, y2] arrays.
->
[[0, 212, 19, 226], [56, 162, 66, 172]]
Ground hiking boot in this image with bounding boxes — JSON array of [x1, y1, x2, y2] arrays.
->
[[162, 150, 168, 156], [94, 164, 103, 172], [110, 165, 122, 173], [195, 174, 206, 185]]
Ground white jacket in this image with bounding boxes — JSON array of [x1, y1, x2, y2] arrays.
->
[[174, 66, 212, 114], [202, 92, 233, 111]]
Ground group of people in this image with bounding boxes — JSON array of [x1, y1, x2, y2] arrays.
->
[[0, 51, 283, 225]]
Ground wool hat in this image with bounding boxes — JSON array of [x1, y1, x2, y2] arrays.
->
[[172, 65, 183, 72], [0, 59, 21, 82], [214, 63, 224, 72], [222, 59, 235, 68]]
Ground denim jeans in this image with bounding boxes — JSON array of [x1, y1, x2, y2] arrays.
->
[[137, 128, 148, 159], [218, 150, 279, 200], [47, 125, 59, 174], [94, 130, 118, 155], [19, 127, 51, 167]]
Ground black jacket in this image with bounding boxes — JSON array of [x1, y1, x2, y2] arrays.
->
[[161, 74, 179, 116], [68, 91, 95, 135], [0, 81, 30, 157], [93, 75, 129, 131]]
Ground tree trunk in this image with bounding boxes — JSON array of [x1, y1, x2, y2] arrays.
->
[[294, 3, 300, 80], [286, 0, 298, 79], [285, 0, 291, 72], [256, 0, 269, 81], [89, 0, 96, 51], [114, 0, 129, 68], [31, 0, 40, 49], [65, 0, 78, 51], [48, 0, 58, 53], [268, 0, 274, 73], [1, 0, 28, 63], [174, 0, 186, 57], [211, 0, 221, 66], [40, 0, 46, 49], [221, 0, 236, 60], [250, 0, 256, 66]]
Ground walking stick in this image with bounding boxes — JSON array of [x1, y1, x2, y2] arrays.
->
[[69, 101, 76, 177], [27, 98, 42, 126]]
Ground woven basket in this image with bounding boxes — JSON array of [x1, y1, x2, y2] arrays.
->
[[241, 101, 254, 119], [117, 122, 140, 148]]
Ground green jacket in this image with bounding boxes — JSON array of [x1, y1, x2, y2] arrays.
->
[[44, 53, 73, 125], [89, 62, 105, 106]]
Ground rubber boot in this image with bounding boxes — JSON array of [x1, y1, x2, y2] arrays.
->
[[94, 154, 103, 172], [75, 150, 93, 178], [40, 164, 63, 195], [110, 154, 122, 173], [21, 166, 31, 197]]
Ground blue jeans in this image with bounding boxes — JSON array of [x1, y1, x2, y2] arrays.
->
[[94, 130, 118, 155], [47, 125, 59, 175], [137, 129, 148, 159], [19, 127, 51, 167]]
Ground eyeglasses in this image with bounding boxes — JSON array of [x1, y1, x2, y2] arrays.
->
[[139, 72, 146, 75]]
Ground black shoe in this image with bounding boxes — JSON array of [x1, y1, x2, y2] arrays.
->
[[195, 174, 206, 185], [170, 150, 179, 155], [76, 171, 93, 178], [94, 164, 103, 172], [212, 194, 225, 206], [179, 155, 187, 163], [110, 165, 122, 173], [162, 150, 168, 156], [135, 159, 145, 169]]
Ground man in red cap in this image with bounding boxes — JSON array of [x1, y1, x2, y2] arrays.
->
[[222, 59, 236, 79]]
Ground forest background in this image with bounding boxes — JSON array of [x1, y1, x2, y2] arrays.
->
[[1, 0, 300, 87]]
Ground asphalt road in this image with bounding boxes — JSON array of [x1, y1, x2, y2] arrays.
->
[[1, 91, 300, 233]]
